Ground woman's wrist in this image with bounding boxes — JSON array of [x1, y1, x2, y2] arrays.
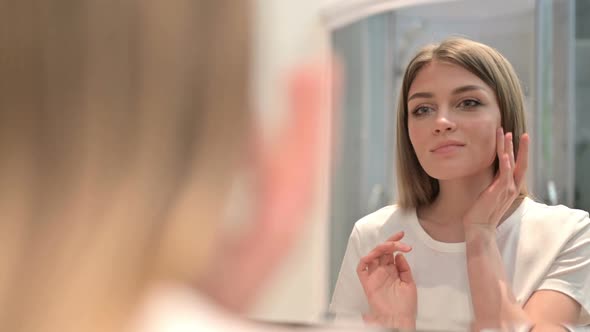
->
[[464, 223, 497, 259], [464, 222, 496, 240]]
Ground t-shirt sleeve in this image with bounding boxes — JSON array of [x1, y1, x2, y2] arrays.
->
[[329, 226, 369, 318], [536, 215, 590, 325]]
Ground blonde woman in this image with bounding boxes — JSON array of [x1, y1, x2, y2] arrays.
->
[[330, 38, 590, 331], [0, 1, 332, 332]]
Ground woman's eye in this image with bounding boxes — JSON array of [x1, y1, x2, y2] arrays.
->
[[412, 106, 433, 116], [458, 99, 481, 108]]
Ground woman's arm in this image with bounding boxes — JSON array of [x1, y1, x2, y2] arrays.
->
[[464, 131, 583, 330], [524, 290, 581, 327], [465, 225, 580, 330], [465, 225, 525, 328]]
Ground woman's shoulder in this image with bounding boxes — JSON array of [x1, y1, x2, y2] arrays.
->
[[519, 197, 590, 239], [130, 283, 274, 332], [523, 197, 589, 228], [353, 204, 412, 233]]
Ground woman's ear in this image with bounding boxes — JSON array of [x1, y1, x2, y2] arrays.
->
[[197, 58, 340, 312]]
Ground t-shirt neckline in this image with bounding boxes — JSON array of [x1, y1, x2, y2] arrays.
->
[[407, 197, 531, 253]]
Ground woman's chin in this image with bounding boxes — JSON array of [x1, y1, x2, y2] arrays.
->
[[425, 168, 477, 181], [425, 166, 492, 182]]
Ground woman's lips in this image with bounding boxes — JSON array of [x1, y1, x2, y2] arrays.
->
[[431, 143, 465, 154]]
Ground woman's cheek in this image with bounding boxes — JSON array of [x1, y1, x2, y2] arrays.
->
[[479, 134, 498, 165]]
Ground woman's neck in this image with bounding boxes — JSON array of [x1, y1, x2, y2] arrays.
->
[[419, 169, 525, 228], [420, 170, 495, 226]]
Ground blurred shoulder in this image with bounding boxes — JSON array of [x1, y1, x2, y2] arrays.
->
[[131, 284, 272, 332]]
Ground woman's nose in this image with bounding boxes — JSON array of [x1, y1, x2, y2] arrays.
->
[[433, 111, 457, 134]]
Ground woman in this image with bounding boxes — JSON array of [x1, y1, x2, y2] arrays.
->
[[0, 1, 332, 332], [330, 37, 590, 331]]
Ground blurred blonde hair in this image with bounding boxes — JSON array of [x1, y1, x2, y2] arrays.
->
[[0, 1, 250, 331], [395, 37, 528, 209]]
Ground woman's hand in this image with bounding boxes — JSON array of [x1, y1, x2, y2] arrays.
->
[[462, 128, 530, 232], [356, 231, 417, 329], [462, 129, 532, 329]]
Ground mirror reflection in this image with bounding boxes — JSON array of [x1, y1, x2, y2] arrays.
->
[[325, 0, 589, 330]]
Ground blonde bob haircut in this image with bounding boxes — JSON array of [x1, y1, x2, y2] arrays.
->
[[0, 1, 250, 332], [395, 37, 527, 209]]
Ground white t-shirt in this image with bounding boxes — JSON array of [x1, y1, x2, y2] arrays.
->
[[329, 197, 590, 331]]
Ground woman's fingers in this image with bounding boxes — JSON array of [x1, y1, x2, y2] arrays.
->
[[376, 241, 412, 254], [358, 242, 412, 268], [385, 231, 404, 242], [502, 152, 513, 183], [496, 127, 505, 158], [514, 133, 529, 189], [379, 251, 395, 266], [378, 252, 389, 266], [506, 132, 515, 170], [357, 255, 375, 277], [368, 259, 379, 274], [495, 129, 514, 187], [503, 131, 530, 190], [357, 256, 374, 282], [356, 240, 412, 277], [395, 253, 414, 284]]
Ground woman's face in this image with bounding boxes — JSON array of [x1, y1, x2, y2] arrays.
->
[[407, 60, 501, 180]]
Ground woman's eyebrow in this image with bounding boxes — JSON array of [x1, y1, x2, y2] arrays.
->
[[451, 84, 487, 95], [408, 92, 433, 102], [408, 85, 487, 102]]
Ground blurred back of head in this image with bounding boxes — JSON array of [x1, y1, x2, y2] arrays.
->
[[0, 1, 250, 331]]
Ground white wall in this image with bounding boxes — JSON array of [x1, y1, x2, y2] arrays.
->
[[248, 0, 333, 323]]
